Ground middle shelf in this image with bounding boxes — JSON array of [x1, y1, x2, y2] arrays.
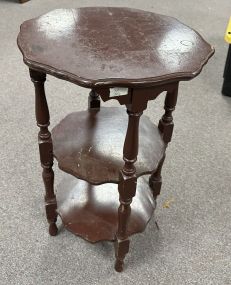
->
[[52, 107, 166, 185]]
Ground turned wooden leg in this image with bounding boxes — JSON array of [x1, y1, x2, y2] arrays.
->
[[149, 154, 165, 199], [149, 85, 178, 200], [30, 69, 58, 236], [115, 109, 142, 272], [88, 89, 100, 109], [158, 85, 178, 144]]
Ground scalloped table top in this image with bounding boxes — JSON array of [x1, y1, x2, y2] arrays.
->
[[17, 7, 214, 88]]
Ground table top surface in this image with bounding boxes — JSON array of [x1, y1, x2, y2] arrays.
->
[[17, 7, 214, 88]]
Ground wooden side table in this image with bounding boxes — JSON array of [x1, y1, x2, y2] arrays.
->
[[17, 7, 214, 272]]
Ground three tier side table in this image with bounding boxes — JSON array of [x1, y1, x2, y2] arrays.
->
[[17, 7, 214, 272]]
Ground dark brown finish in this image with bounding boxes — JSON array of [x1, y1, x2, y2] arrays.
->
[[56, 174, 156, 242], [158, 84, 179, 144], [18, 7, 214, 272], [51, 107, 166, 185], [29, 69, 58, 236], [17, 7, 214, 88], [149, 85, 178, 197], [88, 89, 100, 109], [149, 154, 166, 198], [115, 103, 143, 271], [19, 0, 30, 3]]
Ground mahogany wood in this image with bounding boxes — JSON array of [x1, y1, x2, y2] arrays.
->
[[88, 89, 101, 109], [115, 104, 143, 272], [56, 174, 156, 242], [17, 7, 214, 88], [17, 7, 215, 273], [149, 85, 178, 197], [149, 154, 166, 199], [158, 85, 179, 144], [51, 107, 166, 185], [29, 69, 58, 236]]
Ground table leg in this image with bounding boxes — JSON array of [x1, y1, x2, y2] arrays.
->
[[29, 69, 58, 236], [115, 108, 142, 272], [88, 89, 100, 109], [149, 154, 165, 199], [149, 86, 178, 198]]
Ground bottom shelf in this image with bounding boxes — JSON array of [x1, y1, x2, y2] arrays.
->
[[56, 174, 156, 242]]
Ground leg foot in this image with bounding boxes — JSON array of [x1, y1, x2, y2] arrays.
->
[[43, 168, 58, 235], [88, 89, 100, 109], [114, 238, 129, 272], [49, 222, 58, 236], [115, 259, 124, 272]]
